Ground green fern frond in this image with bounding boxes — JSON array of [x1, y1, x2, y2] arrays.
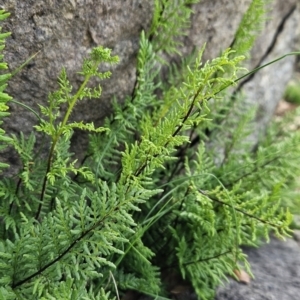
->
[[231, 0, 271, 58], [149, 0, 199, 55], [0, 10, 12, 173]]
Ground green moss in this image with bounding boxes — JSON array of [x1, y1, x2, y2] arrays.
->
[[284, 82, 300, 104]]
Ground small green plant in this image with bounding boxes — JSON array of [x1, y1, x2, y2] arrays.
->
[[0, 10, 12, 173], [0, 1, 300, 299], [284, 82, 300, 104]]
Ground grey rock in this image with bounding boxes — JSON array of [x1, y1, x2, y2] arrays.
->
[[293, 229, 300, 245], [1, 0, 298, 148], [242, 0, 300, 143], [1, 0, 153, 164], [2, 0, 153, 134], [182, 0, 253, 61], [216, 237, 300, 300]]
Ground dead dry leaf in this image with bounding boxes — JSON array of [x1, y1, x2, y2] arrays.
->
[[234, 269, 251, 284], [275, 100, 297, 116]]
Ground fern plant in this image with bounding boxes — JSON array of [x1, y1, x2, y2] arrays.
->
[[0, 10, 12, 174], [0, 1, 299, 299]]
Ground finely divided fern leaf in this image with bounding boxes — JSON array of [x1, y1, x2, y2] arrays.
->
[[0, 10, 12, 173]]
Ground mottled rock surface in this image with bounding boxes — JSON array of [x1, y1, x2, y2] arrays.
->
[[242, 0, 300, 142], [2, 0, 153, 136], [1, 0, 299, 143], [216, 236, 300, 300]]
